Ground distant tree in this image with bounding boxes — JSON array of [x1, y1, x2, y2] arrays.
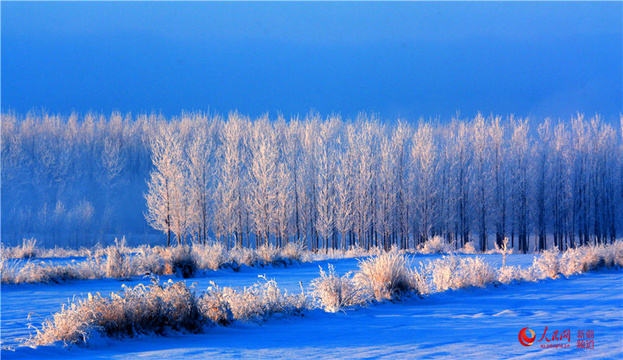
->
[[214, 113, 248, 248], [144, 124, 187, 247], [411, 122, 437, 245], [185, 115, 219, 244], [509, 118, 530, 253]]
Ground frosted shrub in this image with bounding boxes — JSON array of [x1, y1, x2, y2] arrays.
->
[[497, 265, 524, 284], [192, 242, 230, 270], [30, 275, 310, 346], [419, 236, 454, 254], [559, 247, 585, 276], [486, 237, 514, 257], [5, 259, 103, 284], [231, 247, 260, 267], [0, 257, 18, 284], [426, 255, 497, 291], [310, 265, 370, 312], [133, 246, 167, 275], [426, 255, 460, 291], [30, 298, 97, 346], [532, 248, 561, 279], [281, 242, 307, 263], [409, 266, 431, 295], [257, 245, 285, 266], [30, 279, 203, 346], [167, 245, 197, 278], [460, 257, 499, 288], [460, 241, 478, 254], [37, 246, 92, 259], [354, 253, 415, 301], [1, 239, 39, 259], [345, 245, 370, 258], [15, 238, 38, 259], [208, 277, 309, 322], [605, 240, 623, 267], [198, 284, 234, 326], [105, 246, 125, 278], [220, 276, 307, 322]]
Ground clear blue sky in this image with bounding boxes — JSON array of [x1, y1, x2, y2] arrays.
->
[[2, 2, 621, 121]]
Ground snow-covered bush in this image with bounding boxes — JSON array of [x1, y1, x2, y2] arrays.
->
[[166, 245, 197, 278], [133, 246, 167, 275], [14, 238, 38, 259], [409, 266, 431, 295], [191, 242, 230, 270], [231, 247, 260, 267], [603, 240, 623, 267], [354, 252, 415, 301], [426, 255, 497, 291], [497, 265, 526, 284], [30, 276, 309, 346], [460, 241, 478, 254], [30, 279, 203, 346], [2, 258, 104, 284], [198, 284, 234, 326], [559, 247, 585, 276], [256, 245, 285, 266], [418, 236, 454, 254], [219, 276, 308, 322], [0, 257, 19, 284], [310, 265, 370, 312], [281, 242, 308, 263], [104, 246, 125, 279], [532, 248, 561, 279], [1, 239, 40, 259]]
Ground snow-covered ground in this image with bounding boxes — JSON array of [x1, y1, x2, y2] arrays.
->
[[2, 254, 622, 359]]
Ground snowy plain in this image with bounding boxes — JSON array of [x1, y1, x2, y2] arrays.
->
[[2, 254, 621, 359]]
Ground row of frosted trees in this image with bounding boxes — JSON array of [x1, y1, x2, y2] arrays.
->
[[1, 112, 152, 245], [2, 111, 622, 252], [144, 112, 622, 252]]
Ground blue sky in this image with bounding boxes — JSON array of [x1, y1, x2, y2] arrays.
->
[[2, 2, 621, 121]]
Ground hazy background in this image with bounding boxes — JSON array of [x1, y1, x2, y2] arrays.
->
[[2, 2, 622, 121]]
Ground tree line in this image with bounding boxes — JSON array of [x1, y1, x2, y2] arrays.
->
[[2, 111, 621, 252]]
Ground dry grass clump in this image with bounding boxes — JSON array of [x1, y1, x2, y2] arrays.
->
[[418, 236, 455, 254], [423, 255, 497, 292], [1, 258, 104, 284], [459, 241, 478, 254], [191, 242, 230, 270], [198, 285, 234, 326], [1, 238, 39, 259], [256, 245, 289, 266], [354, 252, 415, 301], [230, 247, 260, 267], [532, 248, 562, 279], [166, 246, 198, 278], [310, 265, 370, 312], [217, 276, 308, 322], [30, 279, 203, 346], [280, 242, 308, 263], [496, 265, 532, 284], [30, 276, 308, 347]]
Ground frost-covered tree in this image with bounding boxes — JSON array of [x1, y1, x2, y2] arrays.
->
[[248, 116, 278, 246], [3, 111, 622, 251], [315, 118, 340, 251], [144, 124, 187, 247], [509, 118, 530, 253], [185, 115, 219, 244], [411, 122, 437, 245], [214, 113, 248, 248]]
